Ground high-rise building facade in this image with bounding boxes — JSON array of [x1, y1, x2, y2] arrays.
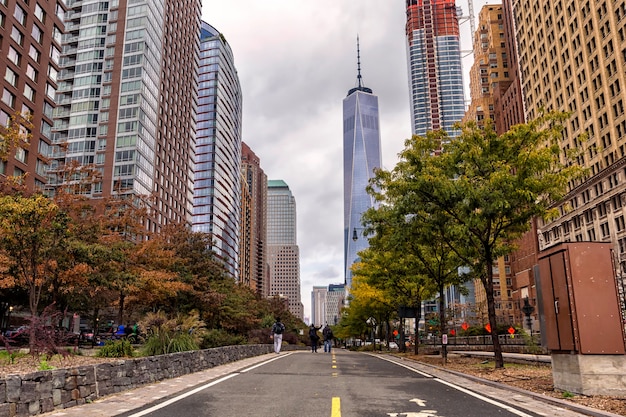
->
[[241, 142, 268, 296], [50, 0, 201, 232], [463, 5, 516, 327], [0, 0, 66, 193], [343, 41, 382, 289], [267, 179, 302, 319], [464, 5, 511, 126], [192, 22, 243, 279], [405, 0, 465, 137], [510, 0, 626, 326]]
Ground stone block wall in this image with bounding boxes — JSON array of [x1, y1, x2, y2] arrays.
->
[[0, 344, 275, 417]]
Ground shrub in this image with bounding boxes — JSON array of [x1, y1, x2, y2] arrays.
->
[[97, 339, 135, 358], [201, 329, 246, 349], [139, 310, 205, 356]]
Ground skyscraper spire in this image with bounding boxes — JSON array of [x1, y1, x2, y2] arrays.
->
[[348, 35, 372, 96], [357, 35, 363, 89]]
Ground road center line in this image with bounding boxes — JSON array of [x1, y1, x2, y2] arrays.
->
[[332, 397, 341, 417]]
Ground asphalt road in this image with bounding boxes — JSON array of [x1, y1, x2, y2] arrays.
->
[[120, 350, 544, 417]]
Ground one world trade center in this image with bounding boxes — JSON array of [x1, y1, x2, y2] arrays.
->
[[343, 39, 382, 290]]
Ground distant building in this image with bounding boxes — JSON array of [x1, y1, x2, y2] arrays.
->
[[311, 286, 327, 327], [325, 284, 346, 326], [405, 0, 465, 138], [267, 180, 303, 319], [0, 0, 66, 193], [241, 142, 268, 296], [343, 38, 382, 289], [192, 22, 243, 279]]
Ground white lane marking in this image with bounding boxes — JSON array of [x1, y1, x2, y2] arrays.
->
[[128, 353, 289, 416], [370, 354, 434, 378], [409, 398, 427, 407], [240, 352, 293, 373], [127, 374, 239, 417], [435, 378, 535, 417]]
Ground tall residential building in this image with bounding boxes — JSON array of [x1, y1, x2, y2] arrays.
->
[[512, 0, 626, 326], [267, 179, 302, 319], [464, 5, 511, 126], [311, 286, 327, 327], [405, 0, 465, 138], [192, 22, 243, 279], [50, 0, 201, 232], [492, 0, 525, 135], [325, 284, 346, 326], [463, 5, 515, 326], [343, 40, 382, 289], [0, 1, 66, 193], [241, 142, 268, 296]]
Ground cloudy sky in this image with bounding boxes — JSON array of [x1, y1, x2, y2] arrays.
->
[[200, 0, 493, 320]]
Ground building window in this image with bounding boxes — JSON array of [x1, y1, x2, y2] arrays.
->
[[28, 45, 40, 62], [34, 4, 45, 23], [13, 5, 25, 26], [31, 24, 42, 44], [11, 25, 23, 45], [2, 88, 15, 107], [8, 46, 20, 66], [616, 215, 625, 232], [4, 67, 17, 87], [23, 83, 35, 101]]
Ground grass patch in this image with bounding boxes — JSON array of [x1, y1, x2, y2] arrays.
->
[[0, 350, 27, 364]]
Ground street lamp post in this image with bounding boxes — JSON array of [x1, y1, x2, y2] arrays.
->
[[521, 297, 535, 338]]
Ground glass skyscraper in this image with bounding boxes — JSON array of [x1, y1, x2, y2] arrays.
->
[[405, 0, 465, 138], [343, 42, 382, 289], [192, 22, 243, 279]]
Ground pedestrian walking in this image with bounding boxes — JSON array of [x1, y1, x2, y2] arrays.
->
[[322, 324, 334, 353], [309, 324, 322, 352], [271, 317, 285, 353]]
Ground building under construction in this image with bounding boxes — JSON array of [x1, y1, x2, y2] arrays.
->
[[405, 0, 466, 138]]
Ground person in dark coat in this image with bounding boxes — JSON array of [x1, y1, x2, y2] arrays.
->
[[309, 324, 322, 352]]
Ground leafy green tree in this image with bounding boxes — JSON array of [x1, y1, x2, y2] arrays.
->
[[368, 114, 584, 367]]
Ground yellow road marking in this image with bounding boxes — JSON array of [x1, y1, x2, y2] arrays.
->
[[332, 365, 337, 368], [332, 397, 341, 417]]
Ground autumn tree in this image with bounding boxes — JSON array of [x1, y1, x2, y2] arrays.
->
[[0, 194, 71, 347], [0, 112, 33, 195], [369, 114, 584, 368]]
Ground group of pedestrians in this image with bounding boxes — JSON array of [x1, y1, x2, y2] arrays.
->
[[309, 323, 333, 353], [270, 317, 335, 354]]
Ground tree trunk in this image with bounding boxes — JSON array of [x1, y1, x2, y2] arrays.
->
[[438, 284, 447, 364], [118, 291, 125, 326], [414, 295, 422, 355], [483, 257, 504, 368]]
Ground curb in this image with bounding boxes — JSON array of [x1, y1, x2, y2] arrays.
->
[[393, 355, 623, 417]]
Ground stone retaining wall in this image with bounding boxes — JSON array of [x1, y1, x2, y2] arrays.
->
[[0, 344, 276, 417]]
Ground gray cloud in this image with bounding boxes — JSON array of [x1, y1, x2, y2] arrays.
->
[[202, 0, 490, 319]]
